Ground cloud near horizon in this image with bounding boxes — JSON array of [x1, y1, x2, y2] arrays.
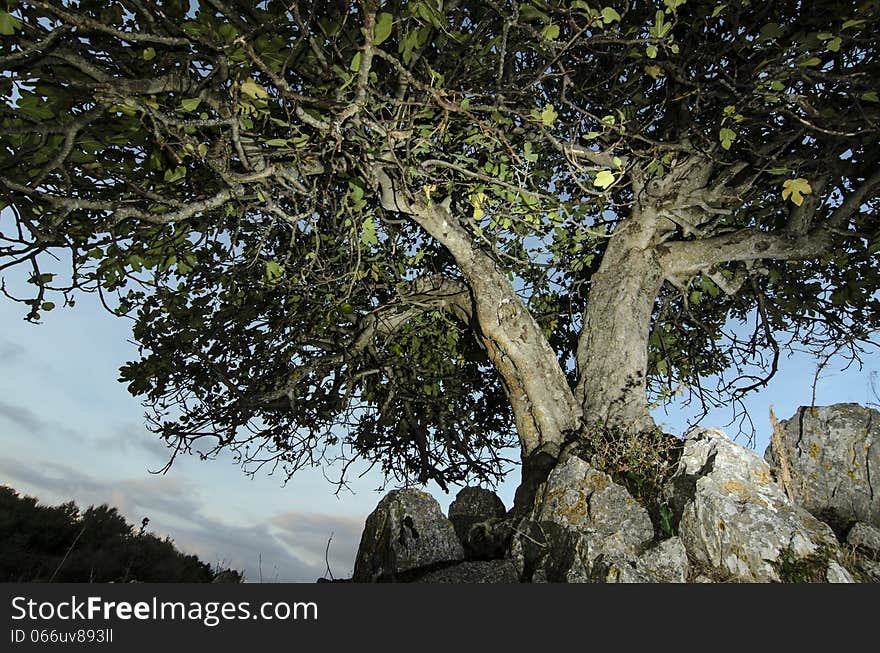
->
[[0, 455, 364, 582]]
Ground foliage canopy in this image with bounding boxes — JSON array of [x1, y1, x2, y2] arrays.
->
[[1, 0, 878, 491]]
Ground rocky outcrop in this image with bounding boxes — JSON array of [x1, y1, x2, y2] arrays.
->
[[765, 403, 880, 533], [349, 404, 880, 583], [352, 489, 464, 582], [671, 427, 839, 582]]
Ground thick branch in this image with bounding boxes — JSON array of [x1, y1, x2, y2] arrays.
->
[[371, 167, 579, 458], [659, 227, 833, 277]]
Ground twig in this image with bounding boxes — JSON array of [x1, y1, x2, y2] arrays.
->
[[324, 533, 335, 581], [50, 523, 87, 582]]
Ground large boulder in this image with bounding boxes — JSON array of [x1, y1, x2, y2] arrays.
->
[[511, 456, 655, 582], [765, 404, 880, 533], [352, 489, 464, 582], [671, 428, 840, 582], [447, 487, 507, 556]]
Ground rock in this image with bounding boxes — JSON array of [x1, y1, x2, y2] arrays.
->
[[511, 457, 654, 582], [825, 561, 855, 583], [447, 487, 507, 556], [672, 428, 839, 582], [352, 489, 464, 582], [415, 560, 520, 583], [566, 537, 689, 584], [856, 560, 880, 582], [636, 537, 690, 583], [532, 456, 654, 557], [590, 554, 651, 583], [765, 404, 880, 533], [465, 517, 514, 560], [846, 522, 880, 554]]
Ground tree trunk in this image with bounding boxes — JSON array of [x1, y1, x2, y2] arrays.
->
[[575, 212, 666, 434]]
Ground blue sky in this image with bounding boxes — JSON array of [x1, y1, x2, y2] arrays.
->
[[1, 273, 878, 581]]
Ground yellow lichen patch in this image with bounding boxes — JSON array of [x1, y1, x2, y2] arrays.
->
[[723, 479, 751, 498], [718, 519, 727, 531], [808, 442, 820, 458], [751, 467, 773, 486]]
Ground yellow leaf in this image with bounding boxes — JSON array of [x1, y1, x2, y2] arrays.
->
[[593, 170, 616, 190], [471, 192, 487, 220], [781, 178, 812, 206]]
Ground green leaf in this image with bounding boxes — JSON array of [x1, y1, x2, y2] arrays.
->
[[797, 57, 822, 67], [264, 138, 289, 147], [360, 216, 378, 246], [541, 23, 560, 40], [826, 37, 841, 52], [0, 11, 22, 35], [540, 104, 558, 127], [349, 51, 362, 72], [781, 178, 812, 206], [664, 0, 687, 11], [719, 127, 736, 150], [143, 47, 156, 61], [374, 12, 393, 45], [712, 4, 726, 18], [240, 79, 269, 99], [645, 64, 664, 79], [264, 261, 284, 284], [646, 44, 658, 59], [41, 302, 55, 311], [601, 7, 621, 23], [180, 97, 201, 112], [862, 91, 879, 103], [163, 166, 186, 183], [593, 170, 615, 189]]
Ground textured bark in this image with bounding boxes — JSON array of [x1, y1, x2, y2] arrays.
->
[[374, 170, 579, 461], [575, 212, 665, 433]]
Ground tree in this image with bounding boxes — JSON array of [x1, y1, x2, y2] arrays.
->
[[0, 485, 243, 581], [1, 0, 878, 509]]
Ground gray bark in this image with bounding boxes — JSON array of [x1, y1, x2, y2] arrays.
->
[[372, 169, 579, 463], [575, 210, 666, 433]]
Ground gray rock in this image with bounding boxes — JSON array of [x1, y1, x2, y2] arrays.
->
[[353, 489, 464, 582], [465, 517, 514, 560], [447, 487, 507, 555], [857, 559, 880, 582], [511, 457, 655, 582], [673, 428, 839, 582], [847, 522, 880, 554], [826, 561, 855, 583], [589, 554, 652, 583], [765, 404, 880, 532], [532, 456, 654, 558], [415, 560, 520, 583], [636, 537, 690, 583]]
